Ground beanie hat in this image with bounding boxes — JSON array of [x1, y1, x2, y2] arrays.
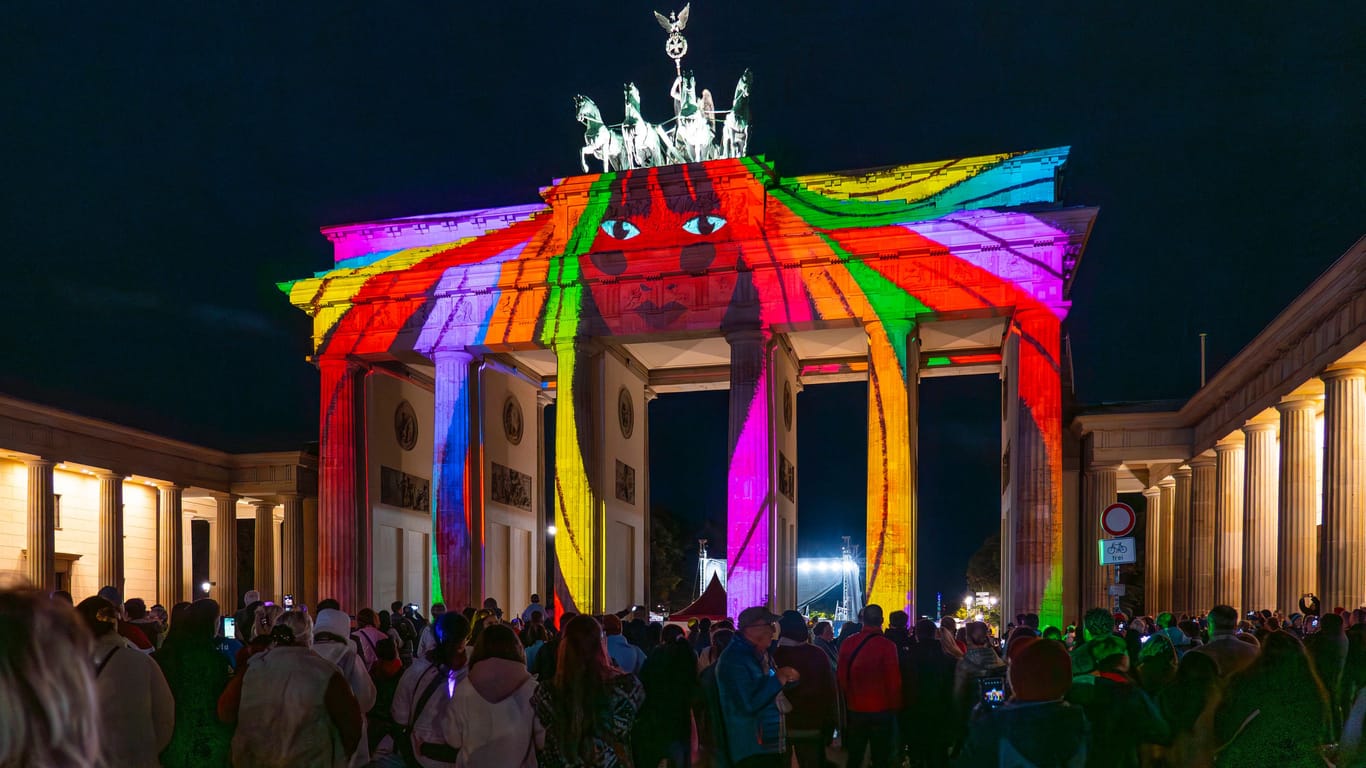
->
[[1090, 635, 1128, 669], [1009, 638, 1072, 702], [314, 609, 351, 640], [1006, 634, 1039, 665]]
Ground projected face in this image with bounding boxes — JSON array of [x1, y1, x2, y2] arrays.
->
[[580, 161, 763, 333]]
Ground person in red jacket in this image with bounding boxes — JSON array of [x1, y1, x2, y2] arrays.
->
[[837, 604, 903, 768]]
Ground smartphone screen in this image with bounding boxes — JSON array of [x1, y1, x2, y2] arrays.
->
[[283, 594, 295, 610], [222, 616, 236, 638], [979, 676, 1006, 708]]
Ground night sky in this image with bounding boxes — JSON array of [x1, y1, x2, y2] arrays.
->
[[4, 4, 1363, 612]]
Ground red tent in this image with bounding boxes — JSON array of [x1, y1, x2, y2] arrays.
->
[[669, 574, 727, 621]]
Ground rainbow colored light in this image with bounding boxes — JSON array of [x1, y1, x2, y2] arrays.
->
[[285, 149, 1079, 624]]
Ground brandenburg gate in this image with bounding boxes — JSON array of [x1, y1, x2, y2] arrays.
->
[[280, 11, 1096, 626]]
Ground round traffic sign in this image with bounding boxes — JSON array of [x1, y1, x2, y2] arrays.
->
[[1101, 502, 1136, 537]]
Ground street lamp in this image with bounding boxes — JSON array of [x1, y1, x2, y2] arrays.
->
[[546, 525, 557, 537], [201, 581, 212, 595]]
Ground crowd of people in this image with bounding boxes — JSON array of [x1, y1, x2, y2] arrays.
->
[[6, 581, 1366, 768]]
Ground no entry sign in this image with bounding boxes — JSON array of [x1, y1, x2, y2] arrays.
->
[[1101, 502, 1137, 538]]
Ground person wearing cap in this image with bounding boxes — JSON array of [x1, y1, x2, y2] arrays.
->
[[1067, 634, 1171, 768], [602, 613, 646, 674], [837, 604, 902, 768], [958, 638, 1089, 766], [772, 610, 837, 767], [716, 606, 800, 767]]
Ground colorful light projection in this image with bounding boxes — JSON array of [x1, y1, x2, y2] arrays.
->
[[284, 148, 1079, 625]]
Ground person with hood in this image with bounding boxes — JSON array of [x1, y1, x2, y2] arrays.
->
[[156, 598, 234, 768], [956, 637, 1088, 767], [75, 596, 176, 768], [1066, 635, 1171, 768], [219, 610, 363, 767], [771, 611, 838, 768], [314, 608, 378, 767], [441, 623, 542, 767], [390, 611, 471, 767], [954, 621, 1008, 726], [1135, 632, 1180, 697]]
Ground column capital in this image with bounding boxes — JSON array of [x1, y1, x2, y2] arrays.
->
[[1322, 366, 1366, 382], [1189, 453, 1218, 468], [1173, 465, 1193, 478], [431, 346, 477, 364], [94, 469, 128, 481], [155, 482, 188, 492], [24, 457, 57, 469], [1215, 432, 1246, 451], [1142, 486, 1162, 499], [250, 498, 278, 511], [1242, 420, 1278, 435], [1157, 476, 1177, 489], [1086, 463, 1123, 473], [1276, 395, 1322, 412], [207, 490, 239, 503]]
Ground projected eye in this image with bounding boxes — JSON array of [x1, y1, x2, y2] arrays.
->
[[682, 214, 726, 236], [600, 219, 641, 240]]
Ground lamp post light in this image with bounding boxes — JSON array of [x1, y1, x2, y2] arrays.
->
[[201, 581, 213, 595]]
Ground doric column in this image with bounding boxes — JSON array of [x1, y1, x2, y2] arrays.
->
[[1213, 435, 1246, 610], [209, 492, 238, 610], [549, 339, 604, 615], [863, 319, 918, 619], [96, 470, 125, 592], [1083, 464, 1120, 610], [318, 357, 364, 612], [433, 348, 481, 612], [157, 484, 185, 606], [280, 494, 304, 601], [1322, 368, 1366, 611], [1157, 477, 1176, 613], [1004, 308, 1065, 628], [1242, 419, 1280, 614], [1142, 486, 1162, 615], [253, 499, 277, 601], [1170, 467, 1193, 615], [25, 459, 56, 592], [1277, 397, 1320, 615], [1189, 454, 1218, 613], [726, 326, 779, 619]]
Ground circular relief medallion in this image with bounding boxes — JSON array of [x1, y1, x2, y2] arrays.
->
[[618, 387, 635, 440], [394, 400, 418, 451], [782, 381, 793, 431], [502, 395, 524, 446]]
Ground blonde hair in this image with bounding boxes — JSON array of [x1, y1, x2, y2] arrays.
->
[[939, 616, 965, 659], [274, 611, 313, 647], [0, 583, 101, 768], [253, 604, 285, 639]]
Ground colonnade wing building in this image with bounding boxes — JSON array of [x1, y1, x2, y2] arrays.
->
[[1075, 236, 1366, 619], [281, 150, 1097, 627]]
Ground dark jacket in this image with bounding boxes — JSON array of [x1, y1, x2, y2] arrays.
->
[[1067, 673, 1172, 768], [955, 700, 1089, 767], [716, 632, 786, 762], [772, 639, 838, 733], [634, 640, 699, 766]]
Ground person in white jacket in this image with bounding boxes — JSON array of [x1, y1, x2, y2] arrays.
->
[[75, 596, 176, 768], [314, 608, 378, 767], [442, 623, 543, 767], [389, 611, 470, 767]]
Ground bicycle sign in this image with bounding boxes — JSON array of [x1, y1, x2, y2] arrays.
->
[[1098, 536, 1137, 565]]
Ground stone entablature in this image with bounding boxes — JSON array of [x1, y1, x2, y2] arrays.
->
[[1183, 236, 1366, 452], [1074, 236, 1366, 458], [0, 396, 316, 499]]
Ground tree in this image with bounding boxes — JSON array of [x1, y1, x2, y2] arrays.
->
[[649, 504, 686, 608], [966, 533, 1001, 594]]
